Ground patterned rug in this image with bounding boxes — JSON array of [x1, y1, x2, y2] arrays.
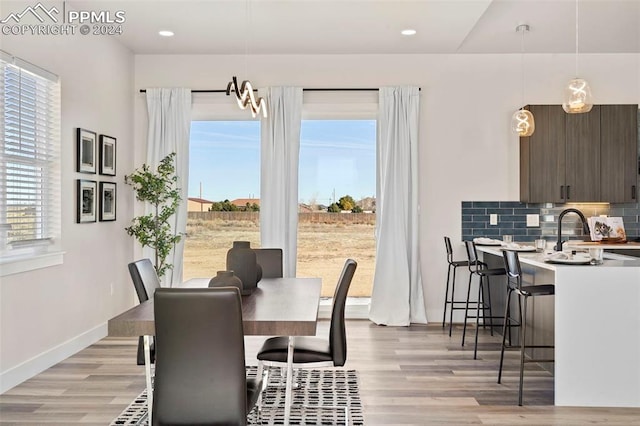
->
[[111, 368, 364, 425]]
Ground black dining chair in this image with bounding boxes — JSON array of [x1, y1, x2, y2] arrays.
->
[[128, 258, 160, 365], [498, 250, 555, 406], [153, 287, 264, 426], [461, 240, 506, 359], [254, 248, 283, 278], [256, 259, 356, 417]]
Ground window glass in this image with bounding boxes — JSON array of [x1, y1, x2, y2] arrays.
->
[[183, 121, 260, 280], [298, 120, 376, 297], [0, 53, 61, 258]]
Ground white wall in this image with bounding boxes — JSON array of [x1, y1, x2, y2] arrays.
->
[[135, 52, 640, 323], [0, 31, 135, 390]]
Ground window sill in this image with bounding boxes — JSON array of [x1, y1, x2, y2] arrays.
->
[[0, 251, 65, 277]]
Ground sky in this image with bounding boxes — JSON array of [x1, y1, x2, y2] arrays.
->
[[189, 120, 376, 205]]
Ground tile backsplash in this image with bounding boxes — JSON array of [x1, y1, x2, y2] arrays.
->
[[461, 201, 640, 242]]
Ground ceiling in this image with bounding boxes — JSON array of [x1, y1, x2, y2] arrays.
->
[[67, 0, 640, 55]]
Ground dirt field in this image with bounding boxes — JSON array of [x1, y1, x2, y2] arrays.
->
[[183, 218, 375, 297]]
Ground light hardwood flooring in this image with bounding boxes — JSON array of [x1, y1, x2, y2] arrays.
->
[[1, 320, 639, 425]]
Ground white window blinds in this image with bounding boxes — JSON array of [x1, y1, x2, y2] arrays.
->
[[0, 51, 61, 255]]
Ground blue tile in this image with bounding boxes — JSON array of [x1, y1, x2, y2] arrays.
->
[[512, 222, 528, 229], [473, 202, 500, 208], [492, 208, 515, 215], [463, 208, 486, 215], [472, 215, 489, 222], [515, 208, 542, 214], [462, 201, 473, 208], [518, 236, 535, 242], [499, 202, 525, 208], [462, 222, 475, 229], [500, 215, 527, 222], [509, 229, 528, 236], [474, 229, 500, 236], [462, 215, 473, 222], [497, 223, 515, 229], [526, 229, 542, 236], [623, 208, 640, 216], [470, 221, 487, 228]]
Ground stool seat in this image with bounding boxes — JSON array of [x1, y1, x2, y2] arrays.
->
[[475, 267, 507, 277], [519, 284, 555, 297]]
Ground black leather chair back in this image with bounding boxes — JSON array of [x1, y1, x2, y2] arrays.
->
[[153, 287, 249, 426], [254, 248, 283, 278], [128, 259, 161, 303], [329, 259, 357, 367], [502, 249, 523, 292], [444, 236, 454, 263]]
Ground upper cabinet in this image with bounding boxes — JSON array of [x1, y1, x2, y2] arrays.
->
[[520, 104, 638, 203]]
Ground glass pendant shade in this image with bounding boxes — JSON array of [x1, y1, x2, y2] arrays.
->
[[562, 78, 593, 113], [511, 108, 535, 137]]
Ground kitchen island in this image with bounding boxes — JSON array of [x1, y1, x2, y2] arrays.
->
[[476, 245, 640, 408]]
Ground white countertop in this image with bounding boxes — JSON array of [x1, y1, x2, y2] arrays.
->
[[565, 241, 640, 249], [476, 245, 640, 271]]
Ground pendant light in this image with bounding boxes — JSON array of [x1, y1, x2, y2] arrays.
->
[[562, 0, 593, 113], [226, 0, 267, 118], [511, 24, 535, 137]]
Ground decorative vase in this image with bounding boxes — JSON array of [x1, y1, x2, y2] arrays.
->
[[227, 241, 259, 295], [208, 271, 243, 293]]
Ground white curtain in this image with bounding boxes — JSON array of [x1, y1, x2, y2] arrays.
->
[[259, 87, 303, 277], [145, 88, 192, 286], [369, 86, 427, 326]]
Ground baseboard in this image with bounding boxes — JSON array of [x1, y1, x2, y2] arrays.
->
[[319, 297, 370, 320], [0, 322, 107, 394]]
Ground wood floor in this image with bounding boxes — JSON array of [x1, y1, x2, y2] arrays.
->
[[1, 320, 639, 425]]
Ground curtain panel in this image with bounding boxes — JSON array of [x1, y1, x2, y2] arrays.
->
[[145, 88, 192, 286], [259, 87, 303, 277], [369, 86, 427, 326]]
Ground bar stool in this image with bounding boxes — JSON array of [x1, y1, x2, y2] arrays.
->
[[461, 240, 506, 359], [442, 236, 470, 336], [498, 250, 555, 406]]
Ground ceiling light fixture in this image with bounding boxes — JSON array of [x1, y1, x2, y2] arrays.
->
[[511, 24, 535, 137], [401, 29, 416, 36], [226, 0, 267, 118], [562, 0, 593, 113], [158, 30, 174, 37]]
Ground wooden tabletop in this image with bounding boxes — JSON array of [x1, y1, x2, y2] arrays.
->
[[108, 277, 322, 337]]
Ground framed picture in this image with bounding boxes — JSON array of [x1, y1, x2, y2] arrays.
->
[[77, 128, 97, 174], [99, 182, 117, 221], [99, 135, 116, 176], [77, 179, 97, 223]]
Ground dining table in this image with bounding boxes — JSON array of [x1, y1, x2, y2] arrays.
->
[[108, 276, 322, 424]]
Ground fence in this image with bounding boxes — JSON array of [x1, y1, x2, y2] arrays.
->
[[188, 211, 376, 224]]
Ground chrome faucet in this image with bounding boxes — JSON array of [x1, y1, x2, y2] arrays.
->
[[555, 208, 590, 251]]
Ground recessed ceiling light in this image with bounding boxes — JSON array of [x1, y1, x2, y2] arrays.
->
[[401, 29, 416, 36], [158, 30, 174, 37]]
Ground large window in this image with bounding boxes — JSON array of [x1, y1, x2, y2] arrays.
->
[[0, 52, 61, 263]]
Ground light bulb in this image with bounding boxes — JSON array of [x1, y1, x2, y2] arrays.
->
[[562, 78, 593, 113], [511, 109, 535, 137]]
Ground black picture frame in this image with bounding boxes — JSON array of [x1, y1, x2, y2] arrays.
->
[[77, 179, 97, 223], [77, 128, 97, 174], [99, 134, 116, 176], [99, 182, 117, 221]]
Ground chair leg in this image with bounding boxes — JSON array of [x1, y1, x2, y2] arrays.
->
[[519, 295, 528, 406], [448, 266, 457, 337], [498, 288, 513, 384], [443, 264, 452, 328], [485, 276, 494, 336], [473, 277, 483, 359], [461, 273, 474, 347]]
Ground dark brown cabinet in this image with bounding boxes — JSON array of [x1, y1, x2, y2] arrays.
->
[[520, 104, 638, 203], [600, 105, 638, 203]]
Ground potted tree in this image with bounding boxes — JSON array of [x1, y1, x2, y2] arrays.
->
[[125, 153, 181, 279]]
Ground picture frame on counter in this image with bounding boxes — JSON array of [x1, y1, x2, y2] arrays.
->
[[77, 128, 97, 174], [99, 182, 117, 221], [77, 179, 97, 223], [99, 134, 116, 176]]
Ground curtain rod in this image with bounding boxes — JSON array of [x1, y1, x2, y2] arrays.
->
[[138, 87, 421, 93]]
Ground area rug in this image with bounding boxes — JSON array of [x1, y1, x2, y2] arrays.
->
[[111, 368, 364, 425]]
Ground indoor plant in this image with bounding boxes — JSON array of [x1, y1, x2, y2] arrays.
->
[[124, 153, 181, 279]]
